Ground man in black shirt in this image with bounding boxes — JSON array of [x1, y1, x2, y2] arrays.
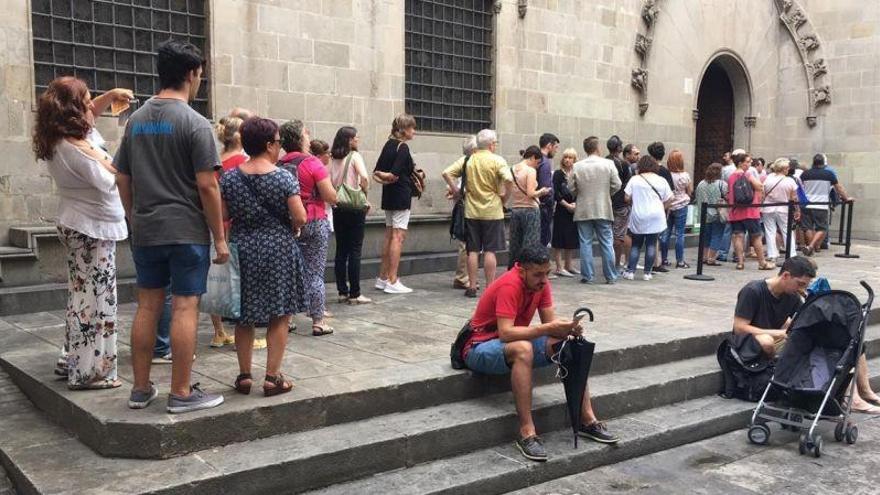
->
[[731, 256, 815, 358], [607, 135, 632, 268]]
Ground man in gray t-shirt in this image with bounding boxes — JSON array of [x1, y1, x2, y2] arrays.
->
[[116, 40, 227, 415], [115, 98, 219, 246]]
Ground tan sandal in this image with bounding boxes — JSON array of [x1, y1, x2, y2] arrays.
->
[[312, 323, 335, 336]]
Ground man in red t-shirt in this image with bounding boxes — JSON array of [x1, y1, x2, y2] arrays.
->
[[727, 153, 773, 271], [461, 245, 619, 462]]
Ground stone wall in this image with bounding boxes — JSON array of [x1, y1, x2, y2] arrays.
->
[[0, 0, 878, 249]]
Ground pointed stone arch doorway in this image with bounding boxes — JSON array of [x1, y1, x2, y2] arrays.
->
[[693, 52, 753, 183]]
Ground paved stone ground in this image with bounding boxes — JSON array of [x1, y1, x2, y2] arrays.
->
[[2, 243, 879, 399], [511, 415, 880, 495]]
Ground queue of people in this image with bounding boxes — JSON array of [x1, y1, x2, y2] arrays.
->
[[31, 38, 865, 471]]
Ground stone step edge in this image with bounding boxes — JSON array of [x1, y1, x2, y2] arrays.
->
[[303, 396, 757, 495], [0, 355, 733, 495], [0, 324, 741, 460], [307, 359, 880, 495], [4, 322, 879, 461]]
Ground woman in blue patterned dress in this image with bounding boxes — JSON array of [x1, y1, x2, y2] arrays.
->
[[220, 117, 307, 397]]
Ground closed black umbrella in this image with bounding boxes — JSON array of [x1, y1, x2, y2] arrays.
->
[[551, 307, 596, 448]]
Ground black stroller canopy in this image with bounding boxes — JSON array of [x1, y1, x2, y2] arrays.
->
[[773, 291, 864, 392]]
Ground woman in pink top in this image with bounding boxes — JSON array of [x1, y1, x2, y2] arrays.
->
[[279, 120, 338, 336], [727, 153, 773, 271]]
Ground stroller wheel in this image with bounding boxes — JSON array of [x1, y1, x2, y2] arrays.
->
[[747, 424, 770, 445], [835, 423, 846, 442], [798, 434, 807, 455], [845, 424, 859, 445], [811, 435, 823, 458]]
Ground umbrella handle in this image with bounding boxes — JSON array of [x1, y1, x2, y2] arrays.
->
[[573, 307, 594, 323]]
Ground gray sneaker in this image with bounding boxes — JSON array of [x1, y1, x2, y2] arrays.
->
[[166, 383, 224, 414], [128, 382, 159, 409]]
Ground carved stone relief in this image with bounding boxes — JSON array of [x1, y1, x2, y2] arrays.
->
[[632, 1, 662, 116], [774, 0, 831, 127], [635, 34, 652, 58]]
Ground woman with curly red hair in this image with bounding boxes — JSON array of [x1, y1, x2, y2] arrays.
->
[[33, 77, 132, 389]]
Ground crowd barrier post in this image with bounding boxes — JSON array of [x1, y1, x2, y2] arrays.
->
[[782, 200, 796, 263], [831, 200, 847, 246], [684, 202, 714, 281], [835, 200, 859, 259]]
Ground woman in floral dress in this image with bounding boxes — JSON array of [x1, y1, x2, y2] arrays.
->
[[220, 117, 307, 397], [33, 77, 131, 389]]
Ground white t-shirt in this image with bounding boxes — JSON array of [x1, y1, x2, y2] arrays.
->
[[624, 173, 673, 235], [721, 164, 737, 181]]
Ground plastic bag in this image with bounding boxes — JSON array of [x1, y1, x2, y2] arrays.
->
[[199, 243, 241, 319]]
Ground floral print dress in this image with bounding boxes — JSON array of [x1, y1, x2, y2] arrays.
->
[[220, 168, 306, 326]]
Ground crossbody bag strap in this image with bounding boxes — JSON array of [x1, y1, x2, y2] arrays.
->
[[511, 164, 530, 197], [641, 174, 663, 201], [340, 152, 355, 187], [760, 176, 783, 204], [240, 171, 288, 227]]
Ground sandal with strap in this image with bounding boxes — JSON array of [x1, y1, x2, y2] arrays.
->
[[312, 323, 335, 336], [263, 373, 294, 397], [759, 262, 776, 271], [234, 373, 253, 395], [736, 262, 745, 271]]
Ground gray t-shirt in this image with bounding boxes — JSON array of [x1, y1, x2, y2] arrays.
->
[[114, 98, 220, 246]]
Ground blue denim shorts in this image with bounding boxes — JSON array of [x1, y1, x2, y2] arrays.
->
[[465, 336, 552, 375], [131, 244, 211, 296]]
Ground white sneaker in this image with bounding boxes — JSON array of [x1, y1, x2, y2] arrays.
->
[[642, 273, 653, 281], [348, 295, 373, 305], [621, 271, 635, 281], [374, 278, 388, 290], [383, 279, 413, 294], [555, 269, 574, 278]]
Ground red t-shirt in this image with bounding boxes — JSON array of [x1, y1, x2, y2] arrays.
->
[[220, 154, 247, 231], [727, 170, 761, 222], [462, 267, 553, 359], [280, 152, 328, 222]]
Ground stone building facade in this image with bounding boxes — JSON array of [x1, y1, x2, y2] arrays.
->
[[1, 0, 878, 250]]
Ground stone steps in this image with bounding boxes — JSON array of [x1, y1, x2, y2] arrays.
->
[[0, 323, 733, 460], [2, 343, 879, 494]]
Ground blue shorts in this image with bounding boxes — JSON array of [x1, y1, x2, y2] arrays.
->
[[131, 244, 211, 296], [464, 336, 552, 375]]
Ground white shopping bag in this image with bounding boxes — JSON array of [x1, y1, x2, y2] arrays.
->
[[199, 243, 241, 320]]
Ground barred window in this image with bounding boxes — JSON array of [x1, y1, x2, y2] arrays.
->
[[31, 0, 210, 117], [404, 0, 494, 134]]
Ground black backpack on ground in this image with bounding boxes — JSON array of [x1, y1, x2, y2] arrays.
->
[[732, 173, 754, 206], [450, 321, 473, 370], [717, 336, 775, 402]]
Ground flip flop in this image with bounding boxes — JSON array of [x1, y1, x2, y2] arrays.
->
[[852, 404, 880, 415]]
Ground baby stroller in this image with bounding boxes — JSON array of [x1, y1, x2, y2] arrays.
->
[[747, 281, 874, 457]]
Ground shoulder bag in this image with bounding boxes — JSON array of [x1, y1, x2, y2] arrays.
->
[[450, 156, 469, 242], [335, 152, 368, 211], [716, 182, 729, 223]]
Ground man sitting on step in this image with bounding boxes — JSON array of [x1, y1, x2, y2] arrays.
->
[[730, 255, 814, 359], [459, 244, 619, 462]]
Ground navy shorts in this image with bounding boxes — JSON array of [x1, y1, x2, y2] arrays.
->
[[731, 219, 762, 237], [131, 244, 211, 296], [464, 336, 552, 375]]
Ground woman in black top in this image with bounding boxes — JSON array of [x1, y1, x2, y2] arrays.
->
[[551, 148, 580, 276], [372, 113, 417, 294]]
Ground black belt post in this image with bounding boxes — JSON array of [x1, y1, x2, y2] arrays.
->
[[835, 200, 859, 259], [832, 200, 846, 246], [684, 201, 714, 281], [777, 200, 796, 267]]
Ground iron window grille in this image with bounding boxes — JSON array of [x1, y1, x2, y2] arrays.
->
[[31, 0, 210, 117], [405, 0, 494, 134]]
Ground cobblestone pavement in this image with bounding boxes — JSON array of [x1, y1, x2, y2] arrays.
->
[[1, 243, 878, 394], [512, 415, 880, 495]]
